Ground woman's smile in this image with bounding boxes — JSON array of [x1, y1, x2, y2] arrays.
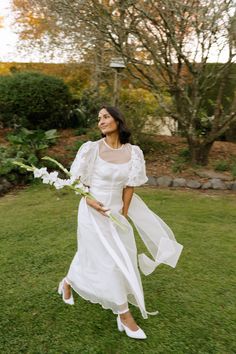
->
[[98, 108, 119, 134]]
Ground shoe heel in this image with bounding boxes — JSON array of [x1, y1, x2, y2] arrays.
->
[[117, 316, 125, 332], [116, 315, 147, 339], [57, 281, 63, 295]]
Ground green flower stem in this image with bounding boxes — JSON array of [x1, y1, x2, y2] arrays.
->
[[109, 213, 127, 231], [12, 161, 35, 172], [41, 156, 71, 176]]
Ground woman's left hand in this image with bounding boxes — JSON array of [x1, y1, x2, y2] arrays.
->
[[86, 197, 110, 217]]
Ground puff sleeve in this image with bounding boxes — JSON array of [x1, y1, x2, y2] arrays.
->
[[125, 145, 148, 187], [69, 141, 94, 185]]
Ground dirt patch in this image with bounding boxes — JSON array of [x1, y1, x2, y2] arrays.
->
[[145, 135, 236, 180]]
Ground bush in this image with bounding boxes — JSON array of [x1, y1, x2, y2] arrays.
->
[[64, 139, 86, 154], [69, 89, 109, 128], [0, 145, 32, 184], [73, 127, 89, 136], [178, 148, 191, 160], [213, 158, 236, 179], [119, 88, 158, 141], [0, 71, 72, 129], [214, 160, 230, 172], [137, 133, 169, 154], [171, 149, 190, 173], [6, 128, 59, 162], [231, 163, 236, 179], [87, 129, 102, 142], [0, 128, 59, 184]]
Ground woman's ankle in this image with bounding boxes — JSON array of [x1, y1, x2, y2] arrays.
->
[[63, 279, 71, 291], [119, 310, 131, 320]]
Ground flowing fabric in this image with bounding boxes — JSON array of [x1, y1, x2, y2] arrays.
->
[[66, 139, 183, 318], [129, 194, 183, 275]]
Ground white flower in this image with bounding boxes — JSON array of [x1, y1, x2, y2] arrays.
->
[[33, 167, 48, 178], [53, 178, 74, 189], [42, 171, 58, 185], [62, 179, 73, 187], [49, 171, 59, 182], [42, 173, 51, 184], [64, 179, 74, 186], [53, 178, 65, 189]]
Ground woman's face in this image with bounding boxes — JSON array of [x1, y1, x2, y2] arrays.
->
[[98, 108, 118, 135]]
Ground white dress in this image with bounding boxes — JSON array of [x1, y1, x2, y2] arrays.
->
[[66, 138, 183, 319]]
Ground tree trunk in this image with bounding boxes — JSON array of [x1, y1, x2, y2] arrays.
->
[[188, 139, 214, 165]]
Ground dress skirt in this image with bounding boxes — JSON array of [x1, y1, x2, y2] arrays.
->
[[66, 181, 183, 319]]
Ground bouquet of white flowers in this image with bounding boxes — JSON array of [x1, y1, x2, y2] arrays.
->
[[13, 156, 125, 229]]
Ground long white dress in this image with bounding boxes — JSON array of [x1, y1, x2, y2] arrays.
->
[[66, 138, 183, 319]]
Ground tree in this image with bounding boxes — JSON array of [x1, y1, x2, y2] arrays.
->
[[12, 0, 236, 165], [12, 0, 115, 89], [86, 0, 236, 164]]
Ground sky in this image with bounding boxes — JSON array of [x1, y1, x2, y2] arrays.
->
[[0, 0, 66, 63], [0, 0, 21, 62], [0, 0, 231, 64]]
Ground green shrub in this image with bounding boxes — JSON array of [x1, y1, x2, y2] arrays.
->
[[0, 128, 58, 184], [74, 127, 88, 136], [178, 148, 191, 160], [87, 129, 102, 142], [171, 162, 184, 173], [137, 133, 169, 154], [65, 140, 86, 153], [214, 160, 230, 172], [119, 88, 159, 141], [231, 163, 236, 179], [0, 71, 72, 129], [0, 145, 32, 184], [6, 128, 59, 161], [171, 149, 190, 173], [70, 89, 109, 128]]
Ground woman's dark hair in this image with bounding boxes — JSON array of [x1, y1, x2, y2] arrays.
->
[[99, 106, 131, 144]]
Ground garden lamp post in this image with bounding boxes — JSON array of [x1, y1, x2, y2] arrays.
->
[[109, 57, 126, 106]]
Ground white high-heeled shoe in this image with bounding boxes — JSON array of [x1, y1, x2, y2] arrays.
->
[[58, 278, 74, 305], [117, 314, 147, 339]]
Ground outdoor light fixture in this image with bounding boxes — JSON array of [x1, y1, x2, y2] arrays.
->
[[109, 57, 126, 70], [109, 57, 126, 105]]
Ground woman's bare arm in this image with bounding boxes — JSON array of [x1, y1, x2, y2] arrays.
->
[[122, 186, 134, 217]]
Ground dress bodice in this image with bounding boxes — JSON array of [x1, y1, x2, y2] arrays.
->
[[90, 155, 132, 191], [89, 155, 132, 212], [69, 138, 148, 189]]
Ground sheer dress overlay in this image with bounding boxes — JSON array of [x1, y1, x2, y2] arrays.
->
[[66, 138, 183, 318]]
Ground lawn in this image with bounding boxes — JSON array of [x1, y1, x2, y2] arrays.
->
[[0, 184, 235, 354]]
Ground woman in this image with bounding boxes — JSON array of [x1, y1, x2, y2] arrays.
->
[[58, 106, 183, 339]]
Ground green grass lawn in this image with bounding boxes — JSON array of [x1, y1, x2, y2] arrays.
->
[[0, 184, 235, 354]]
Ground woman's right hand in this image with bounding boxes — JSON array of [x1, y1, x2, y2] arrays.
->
[[85, 197, 110, 217]]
